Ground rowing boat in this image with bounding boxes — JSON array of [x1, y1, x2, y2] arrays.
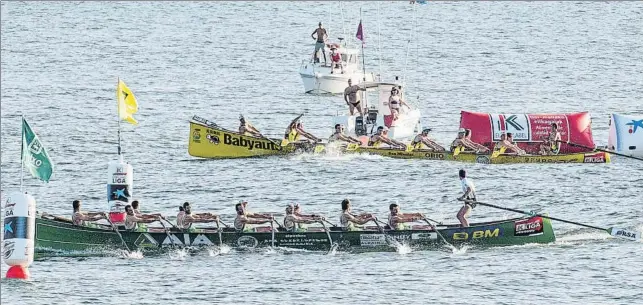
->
[[35, 214, 555, 255], [187, 116, 609, 163], [348, 146, 611, 164]]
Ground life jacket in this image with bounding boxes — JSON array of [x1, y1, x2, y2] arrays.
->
[[411, 135, 425, 149], [288, 129, 300, 142]]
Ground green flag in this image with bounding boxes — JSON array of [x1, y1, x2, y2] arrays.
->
[[21, 117, 54, 182]]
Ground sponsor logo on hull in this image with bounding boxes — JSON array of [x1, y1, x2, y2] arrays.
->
[[514, 217, 544, 237], [452, 228, 502, 241]]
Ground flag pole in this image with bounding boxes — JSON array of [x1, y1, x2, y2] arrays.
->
[[117, 78, 122, 156], [360, 8, 366, 82], [20, 115, 25, 192]]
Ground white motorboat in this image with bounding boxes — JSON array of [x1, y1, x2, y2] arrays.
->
[[299, 40, 375, 95], [332, 81, 422, 141], [608, 113, 643, 157]]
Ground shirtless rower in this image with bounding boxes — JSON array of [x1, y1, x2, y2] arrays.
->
[[71, 200, 106, 226], [176, 202, 219, 230], [234, 201, 274, 232], [124, 205, 161, 231], [239, 115, 262, 137], [456, 169, 477, 227], [506, 133, 526, 155], [388, 203, 425, 230], [339, 199, 375, 231], [450, 128, 467, 151], [344, 79, 366, 116], [283, 204, 322, 232], [463, 129, 490, 153], [328, 124, 362, 144], [131, 200, 162, 220], [368, 126, 406, 149], [540, 123, 562, 155], [285, 120, 321, 143], [411, 128, 445, 151], [494, 133, 525, 155]]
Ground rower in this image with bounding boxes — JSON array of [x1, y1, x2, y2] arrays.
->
[[368, 126, 406, 149], [411, 127, 445, 151], [239, 115, 262, 137], [131, 200, 162, 220], [339, 199, 375, 231], [463, 129, 490, 153], [388, 203, 424, 230], [328, 124, 362, 144], [294, 203, 318, 220], [285, 120, 321, 143], [539, 123, 561, 155], [177, 202, 219, 230], [234, 201, 274, 232], [71, 200, 106, 227], [450, 128, 467, 152], [124, 204, 161, 231], [505, 133, 526, 155], [456, 169, 477, 227], [283, 204, 322, 232]]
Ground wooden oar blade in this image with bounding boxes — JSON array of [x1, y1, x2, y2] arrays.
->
[[314, 144, 325, 154], [607, 227, 641, 241]]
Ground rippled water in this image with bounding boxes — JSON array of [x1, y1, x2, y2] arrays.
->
[[1, 1, 642, 304]]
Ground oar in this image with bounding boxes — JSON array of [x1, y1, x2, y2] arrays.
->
[[159, 219, 176, 248], [161, 216, 180, 231], [216, 219, 223, 248], [314, 144, 326, 154], [106, 217, 131, 252], [270, 219, 276, 248], [319, 220, 334, 254], [218, 219, 231, 229], [421, 217, 454, 248], [469, 200, 641, 241], [322, 219, 338, 228], [559, 140, 643, 161], [372, 218, 397, 246]]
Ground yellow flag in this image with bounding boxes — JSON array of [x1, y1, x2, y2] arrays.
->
[[117, 79, 138, 125]]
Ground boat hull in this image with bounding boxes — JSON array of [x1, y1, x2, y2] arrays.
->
[[35, 215, 555, 255], [299, 70, 375, 95]]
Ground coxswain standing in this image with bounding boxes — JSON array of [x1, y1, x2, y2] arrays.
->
[[456, 169, 477, 227], [388, 203, 425, 230], [234, 201, 274, 232], [411, 128, 445, 151], [368, 126, 406, 149], [239, 115, 263, 137], [339, 199, 375, 231], [311, 22, 328, 64], [328, 124, 362, 144], [539, 123, 562, 155]]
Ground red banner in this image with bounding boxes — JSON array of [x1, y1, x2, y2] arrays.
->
[[459, 111, 595, 154]]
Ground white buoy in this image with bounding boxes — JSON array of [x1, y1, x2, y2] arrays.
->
[[3, 192, 36, 280], [608, 113, 643, 157], [106, 156, 133, 224]]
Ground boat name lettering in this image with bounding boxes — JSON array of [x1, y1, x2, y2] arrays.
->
[[514, 217, 544, 237], [584, 156, 604, 163], [614, 230, 637, 239], [360, 234, 409, 246], [223, 134, 279, 151], [423, 153, 445, 159], [452, 228, 502, 240]]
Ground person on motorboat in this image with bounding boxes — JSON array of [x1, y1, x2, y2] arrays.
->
[[285, 120, 321, 143], [540, 122, 562, 155], [328, 124, 362, 144], [411, 128, 445, 151], [239, 115, 262, 137], [176, 202, 219, 230], [234, 200, 274, 232], [330, 46, 344, 74], [463, 129, 490, 153], [388, 86, 410, 121], [124, 204, 162, 231], [339, 199, 375, 231], [71, 199, 107, 226], [388, 203, 424, 230], [344, 79, 366, 116], [131, 200, 162, 220], [456, 169, 477, 227], [368, 126, 406, 149], [311, 22, 328, 65], [283, 204, 322, 232]]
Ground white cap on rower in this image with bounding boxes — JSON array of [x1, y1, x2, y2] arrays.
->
[[458, 128, 466, 133]]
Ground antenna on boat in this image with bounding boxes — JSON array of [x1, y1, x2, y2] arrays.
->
[[117, 77, 122, 156], [359, 7, 366, 82], [377, 1, 382, 81]]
